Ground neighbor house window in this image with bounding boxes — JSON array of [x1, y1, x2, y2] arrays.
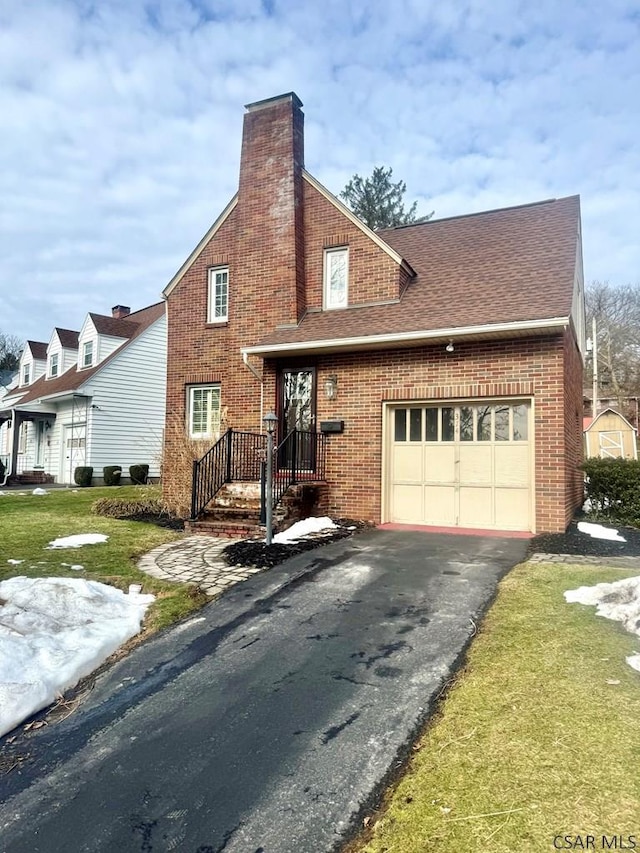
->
[[323, 247, 348, 309], [208, 267, 229, 323], [22, 364, 30, 385], [49, 353, 59, 378], [82, 340, 94, 368], [188, 385, 221, 439]]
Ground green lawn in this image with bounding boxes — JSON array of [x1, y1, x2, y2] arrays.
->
[[0, 486, 205, 631], [347, 561, 640, 853]]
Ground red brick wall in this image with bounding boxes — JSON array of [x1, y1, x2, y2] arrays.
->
[[563, 328, 585, 524], [303, 180, 404, 308], [264, 334, 580, 533]]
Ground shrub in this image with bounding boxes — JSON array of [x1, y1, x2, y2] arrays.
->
[[103, 465, 122, 486], [74, 466, 93, 487], [129, 464, 149, 485], [0, 457, 5, 480], [92, 496, 167, 519], [582, 457, 640, 525]]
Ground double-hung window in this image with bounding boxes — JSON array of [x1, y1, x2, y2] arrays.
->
[[49, 353, 59, 378], [188, 385, 221, 439], [82, 340, 94, 368], [323, 247, 348, 309], [22, 364, 30, 386], [208, 267, 229, 323]]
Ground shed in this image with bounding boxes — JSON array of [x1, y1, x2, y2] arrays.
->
[[584, 408, 638, 459]]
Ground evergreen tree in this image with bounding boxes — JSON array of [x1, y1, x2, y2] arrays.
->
[[340, 166, 432, 230]]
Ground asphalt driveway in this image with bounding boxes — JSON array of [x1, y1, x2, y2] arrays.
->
[[0, 529, 528, 853]]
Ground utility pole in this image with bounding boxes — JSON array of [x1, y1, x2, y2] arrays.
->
[[592, 316, 598, 418]]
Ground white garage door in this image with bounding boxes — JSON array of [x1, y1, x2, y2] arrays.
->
[[388, 401, 532, 531]]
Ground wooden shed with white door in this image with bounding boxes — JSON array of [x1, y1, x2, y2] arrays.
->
[[584, 408, 638, 459]]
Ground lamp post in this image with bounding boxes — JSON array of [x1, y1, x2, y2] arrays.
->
[[263, 412, 277, 545]]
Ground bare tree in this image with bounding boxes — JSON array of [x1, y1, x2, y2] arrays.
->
[[586, 281, 640, 410], [0, 331, 22, 375]]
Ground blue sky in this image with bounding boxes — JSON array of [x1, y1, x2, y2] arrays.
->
[[2, 0, 639, 342]]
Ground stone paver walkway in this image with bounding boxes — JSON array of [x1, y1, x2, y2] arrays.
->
[[137, 535, 263, 597]]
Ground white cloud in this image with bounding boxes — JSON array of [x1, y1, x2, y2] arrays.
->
[[1, 0, 639, 341]]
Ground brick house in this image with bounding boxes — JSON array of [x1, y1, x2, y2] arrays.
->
[[163, 92, 585, 534]]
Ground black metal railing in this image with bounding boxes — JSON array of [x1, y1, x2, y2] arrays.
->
[[190, 429, 266, 520], [191, 427, 328, 522], [261, 429, 328, 522]]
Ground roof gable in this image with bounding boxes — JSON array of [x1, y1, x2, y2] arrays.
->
[[49, 328, 79, 351], [24, 341, 47, 362], [585, 407, 637, 433]]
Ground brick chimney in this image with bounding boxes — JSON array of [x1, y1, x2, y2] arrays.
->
[[111, 305, 131, 319], [237, 92, 305, 326]]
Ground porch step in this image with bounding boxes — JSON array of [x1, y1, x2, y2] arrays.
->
[[9, 471, 55, 485], [185, 515, 264, 539]]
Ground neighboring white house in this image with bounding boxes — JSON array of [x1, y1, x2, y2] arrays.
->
[[0, 303, 166, 485]]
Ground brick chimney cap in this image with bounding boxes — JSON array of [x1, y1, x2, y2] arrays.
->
[[244, 92, 303, 113], [111, 305, 131, 317]]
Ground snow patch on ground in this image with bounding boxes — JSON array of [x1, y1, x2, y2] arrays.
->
[[32, 488, 48, 495], [565, 576, 640, 672], [272, 516, 338, 544], [577, 521, 626, 542], [0, 576, 154, 737], [7, 559, 23, 565], [47, 533, 109, 549]]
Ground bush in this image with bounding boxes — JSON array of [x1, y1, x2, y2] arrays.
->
[[74, 466, 93, 487], [92, 496, 167, 518], [0, 457, 5, 480], [129, 464, 149, 485], [103, 465, 122, 486], [583, 457, 640, 525]]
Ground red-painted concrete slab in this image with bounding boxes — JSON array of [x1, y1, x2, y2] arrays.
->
[[377, 522, 533, 539]]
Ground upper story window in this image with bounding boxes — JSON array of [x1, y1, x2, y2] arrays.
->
[[324, 247, 348, 309], [188, 385, 221, 439], [48, 353, 59, 378], [208, 267, 229, 323], [82, 340, 94, 368], [22, 364, 30, 386]]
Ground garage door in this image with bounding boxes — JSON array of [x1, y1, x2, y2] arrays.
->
[[388, 401, 532, 531]]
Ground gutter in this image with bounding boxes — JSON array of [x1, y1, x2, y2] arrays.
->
[[242, 317, 570, 358], [242, 351, 264, 431]]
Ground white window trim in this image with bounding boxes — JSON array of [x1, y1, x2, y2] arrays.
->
[[188, 384, 222, 440], [323, 246, 349, 310], [22, 363, 31, 386], [207, 266, 229, 323], [82, 340, 94, 368], [48, 353, 59, 378]]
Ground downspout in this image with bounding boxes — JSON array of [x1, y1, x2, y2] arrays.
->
[[242, 351, 264, 431]]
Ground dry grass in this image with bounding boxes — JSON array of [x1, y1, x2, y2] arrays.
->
[[347, 561, 640, 853], [162, 414, 210, 516]]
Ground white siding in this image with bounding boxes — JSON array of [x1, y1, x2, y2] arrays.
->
[[82, 315, 166, 480], [98, 335, 127, 362], [46, 399, 89, 483]]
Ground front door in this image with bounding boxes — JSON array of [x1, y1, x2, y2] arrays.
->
[[61, 423, 86, 484], [279, 368, 316, 470]]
